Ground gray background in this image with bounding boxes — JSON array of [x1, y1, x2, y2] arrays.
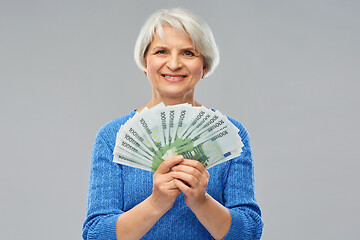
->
[[1, 0, 359, 239]]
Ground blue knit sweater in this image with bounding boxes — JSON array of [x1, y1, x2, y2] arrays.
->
[[82, 110, 263, 239]]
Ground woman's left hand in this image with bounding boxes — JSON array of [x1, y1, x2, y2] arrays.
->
[[171, 158, 210, 209], [172, 158, 231, 239]]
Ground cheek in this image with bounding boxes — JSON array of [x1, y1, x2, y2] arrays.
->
[[147, 62, 156, 71], [146, 57, 162, 73], [191, 58, 205, 71], [190, 62, 205, 75]]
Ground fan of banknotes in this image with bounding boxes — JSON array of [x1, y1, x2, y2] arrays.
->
[[113, 103, 244, 172]]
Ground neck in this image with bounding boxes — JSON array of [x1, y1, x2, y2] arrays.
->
[[137, 89, 201, 112]]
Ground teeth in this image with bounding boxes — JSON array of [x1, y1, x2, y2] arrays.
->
[[164, 75, 185, 79]]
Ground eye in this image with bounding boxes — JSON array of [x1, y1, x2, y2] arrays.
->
[[155, 50, 166, 55], [183, 50, 195, 57]]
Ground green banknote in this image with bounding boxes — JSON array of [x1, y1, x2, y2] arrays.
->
[[113, 103, 243, 172]]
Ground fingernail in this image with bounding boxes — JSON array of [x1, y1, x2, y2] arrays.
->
[[172, 166, 177, 171]]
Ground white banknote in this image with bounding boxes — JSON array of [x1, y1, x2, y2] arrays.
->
[[113, 103, 243, 172]]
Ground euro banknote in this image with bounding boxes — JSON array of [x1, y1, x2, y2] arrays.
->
[[113, 103, 243, 172]]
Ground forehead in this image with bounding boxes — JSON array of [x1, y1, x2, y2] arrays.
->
[[149, 25, 195, 48]]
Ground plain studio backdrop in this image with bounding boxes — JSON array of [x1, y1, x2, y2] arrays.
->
[[1, 0, 359, 239]]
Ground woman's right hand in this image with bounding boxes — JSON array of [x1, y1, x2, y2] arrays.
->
[[115, 155, 184, 239], [149, 155, 184, 213]]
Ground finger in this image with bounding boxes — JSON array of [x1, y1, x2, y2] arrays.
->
[[166, 179, 180, 190], [171, 164, 202, 181], [173, 178, 191, 194], [156, 155, 184, 174], [154, 172, 175, 185], [170, 187, 182, 196], [160, 180, 182, 197], [176, 159, 210, 180], [171, 171, 200, 188], [177, 159, 208, 174]]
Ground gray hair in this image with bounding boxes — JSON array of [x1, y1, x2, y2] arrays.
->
[[134, 8, 219, 76]]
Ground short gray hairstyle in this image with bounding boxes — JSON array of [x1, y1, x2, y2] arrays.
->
[[134, 8, 219, 76]]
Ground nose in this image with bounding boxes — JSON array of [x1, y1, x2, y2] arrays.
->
[[167, 54, 182, 71]]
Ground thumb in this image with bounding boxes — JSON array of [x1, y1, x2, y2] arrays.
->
[[156, 155, 184, 174]]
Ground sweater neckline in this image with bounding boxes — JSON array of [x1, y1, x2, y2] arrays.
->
[[129, 108, 216, 116]]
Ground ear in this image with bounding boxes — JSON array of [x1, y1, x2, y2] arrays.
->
[[202, 65, 207, 78]]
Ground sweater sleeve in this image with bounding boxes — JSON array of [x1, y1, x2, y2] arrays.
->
[[82, 131, 123, 240], [223, 120, 263, 240]]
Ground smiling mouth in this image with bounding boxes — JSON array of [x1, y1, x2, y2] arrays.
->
[[162, 74, 187, 82]]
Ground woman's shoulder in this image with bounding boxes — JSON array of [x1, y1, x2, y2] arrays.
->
[[226, 116, 250, 145], [95, 110, 136, 142], [209, 107, 249, 140], [226, 116, 250, 142]]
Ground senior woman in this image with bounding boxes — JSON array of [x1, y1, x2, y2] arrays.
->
[[82, 8, 263, 240]]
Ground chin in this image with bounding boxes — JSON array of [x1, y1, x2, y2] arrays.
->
[[158, 89, 193, 99]]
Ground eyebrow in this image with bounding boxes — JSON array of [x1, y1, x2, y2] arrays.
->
[[150, 46, 199, 53]]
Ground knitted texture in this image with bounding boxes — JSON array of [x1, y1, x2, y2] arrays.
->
[[82, 110, 263, 239]]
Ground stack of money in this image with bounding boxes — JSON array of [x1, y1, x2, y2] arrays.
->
[[113, 103, 244, 172]]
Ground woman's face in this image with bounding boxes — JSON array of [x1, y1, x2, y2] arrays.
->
[[145, 25, 206, 100]]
